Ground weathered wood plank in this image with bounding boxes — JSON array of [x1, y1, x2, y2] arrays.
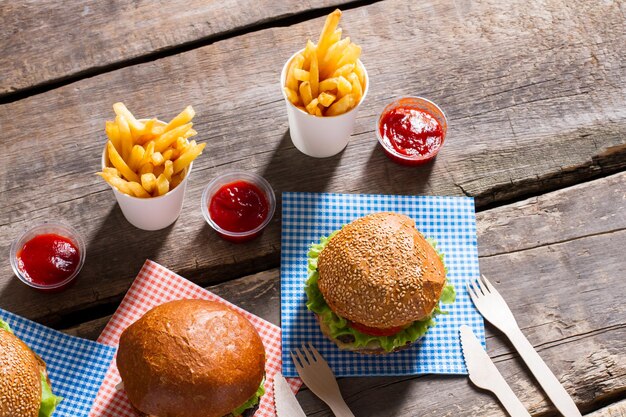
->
[[61, 173, 626, 416], [1, 0, 624, 325], [587, 400, 626, 417], [0, 0, 355, 96]]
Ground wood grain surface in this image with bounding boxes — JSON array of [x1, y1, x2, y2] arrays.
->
[[0, 0, 355, 96], [0, 0, 624, 328], [62, 172, 626, 416]]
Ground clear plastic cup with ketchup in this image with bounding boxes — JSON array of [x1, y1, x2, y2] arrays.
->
[[376, 97, 448, 166], [10, 221, 86, 292], [201, 171, 276, 243]]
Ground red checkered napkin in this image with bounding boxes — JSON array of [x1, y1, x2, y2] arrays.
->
[[90, 259, 302, 417]]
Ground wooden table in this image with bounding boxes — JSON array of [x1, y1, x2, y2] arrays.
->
[[1, 1, 625, 416]]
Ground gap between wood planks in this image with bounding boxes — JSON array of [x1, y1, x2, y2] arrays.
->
[[0, 0, 381, 105]]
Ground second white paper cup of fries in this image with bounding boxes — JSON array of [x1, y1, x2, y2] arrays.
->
[[281, 51, 369, 158], [102, 149, 191, 231]]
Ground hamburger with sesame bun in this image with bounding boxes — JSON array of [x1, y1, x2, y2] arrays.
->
[[116, 299, 266, 417], [305, 212, 455, 354], [0, 318, 62, 417]]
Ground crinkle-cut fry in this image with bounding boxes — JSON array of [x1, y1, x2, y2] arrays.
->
[[116, 115, 133, 161], [317, 9, 342, 62], [164, 105, 195, 132], [293, 68, 310, 82], [155, 174, 170, 197], [113, 102, 145, 135], [307, 40, 319, 98], [173, 142, 206, 174], [128, 145, 145, 171], [97, 172, 132, 195], [348, 72, 362, 103], [105, 121, 122, 154], [153, 123, 193, 153], [332, 63, 355, 78], [286, 53, 304, 91], [151, 151, 165, 166], [141, 173, 157, 194], [318, 92, 336, 107], [299, 81, 313, 106], [336, 43, 362, 69], [283, 87, 300, 106], [107, 141, 139, 182], [127, 181, 151, 198], [326, 93, 356, 116], [305, 98, 320, 115]]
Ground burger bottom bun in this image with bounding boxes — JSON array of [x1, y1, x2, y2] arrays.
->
[[317, 314, 417, 355]]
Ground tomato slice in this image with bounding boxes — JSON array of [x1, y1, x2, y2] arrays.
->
[[348, 321, 406, 337]]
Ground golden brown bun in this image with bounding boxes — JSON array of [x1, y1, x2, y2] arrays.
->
[[317, 212, 446, 328], [316, 314, 416, 354], [0, 329, 42, 417], [117, 299, 265, 417]]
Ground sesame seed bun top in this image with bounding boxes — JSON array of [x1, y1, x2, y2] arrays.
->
[[317, 212, 446, 328], [0, 329, 43, 417], [116, 299, 266, 417]]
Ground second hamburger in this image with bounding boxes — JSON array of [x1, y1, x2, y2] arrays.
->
[[305, 212, 455, 354]]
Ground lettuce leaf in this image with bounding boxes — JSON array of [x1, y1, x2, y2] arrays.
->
[[230, 378, 265, 417], [305, 231, 455, 352], [39, 371, 62, 417], [0, 318, 13, 333]]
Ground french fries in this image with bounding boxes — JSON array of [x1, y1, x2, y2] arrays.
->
[[97, 103, 205, 198], [284, 9, 365, 117]]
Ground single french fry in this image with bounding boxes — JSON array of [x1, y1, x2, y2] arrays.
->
[[283, 87, 300, 106], [127, 181, 151, 198], [141, 118, 157, 136], [113, 102, 145, 135], [305, 98, 320, 115], [141, 173, 157, 194], [174, 137, 188, 150], [354, 60, 366, 88], [139, 141, 155, 167], [328, 28, 342, 45], [299, 81, 313, 106], [317, 9, 342, 61], [128, 145, 145, 171], [155, 174, 170, 196], [97, 172, 132, 196], [286, 53, 304, 91], [153, 123, 193, 153], [183, 129, 197, 139], [321, 37, 350, 78], [163, 160, 174, 182], [116, 115, 133, 161], [105, 121, 122, 153], [326, 94, 355, 116], [336, 76, 352, 95], [293, 68, 310, 82], [151, 151, 165, 166], [162, 148, 177, 161], [102, 167, 120, 177], [332, 63, 355, 78], [336, 43, 362, 69], [139, 163, 154, 175], [319, 77, 339, 92], [318, 92, 336, 107], [348, 72, 362, 103], [307, 40, 319, 98], [107, 141, 139, 182], [173, 142, 206, 174], [164, 105, 195, 132]]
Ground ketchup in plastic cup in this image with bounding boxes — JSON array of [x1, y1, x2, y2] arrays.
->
[[10, 222, 86, 292], [376, 97, 448, 166], [201, 172, 276, 243]]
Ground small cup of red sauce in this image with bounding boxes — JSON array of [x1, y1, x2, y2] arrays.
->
[[376, 97, 448, 166], [201, 171, 276, 243], [10, 222, 86, 292]]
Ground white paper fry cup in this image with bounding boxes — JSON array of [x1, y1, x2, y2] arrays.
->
[[281, 50, 369, 158], [101, 146, 191, 231]]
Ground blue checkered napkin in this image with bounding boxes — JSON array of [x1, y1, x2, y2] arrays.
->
[[280, 192, 485, 377], [0, 308, 116, 416]]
